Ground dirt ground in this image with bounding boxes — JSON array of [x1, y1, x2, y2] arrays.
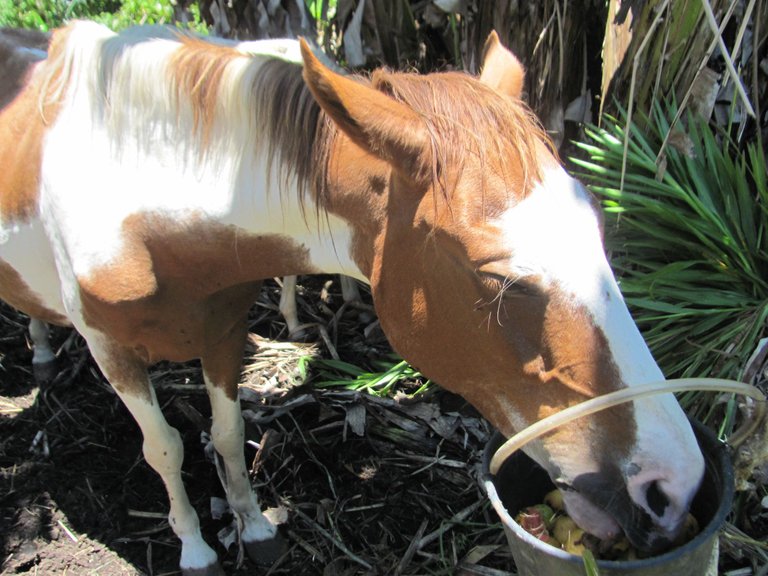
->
[[0, 281, 513, 576], [1, 279, 766, 575]]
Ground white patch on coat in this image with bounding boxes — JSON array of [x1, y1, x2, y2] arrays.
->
[[0, 219, 67, 318], [28, 318, 55, 365], [494, 164, 665, 384], [39, 22, 364, 307]]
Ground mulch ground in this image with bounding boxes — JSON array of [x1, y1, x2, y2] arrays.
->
[[1, 277, 766, 575], [0, 279, 515, 576]]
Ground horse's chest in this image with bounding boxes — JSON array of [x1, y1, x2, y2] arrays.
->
[[79, 278, 263, 364]]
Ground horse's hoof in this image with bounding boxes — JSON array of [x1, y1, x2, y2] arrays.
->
[[244, 531, 287, 565], [181, 562, 225, 576], [287, 328, 307, 341], [33, 360, 59, 384]]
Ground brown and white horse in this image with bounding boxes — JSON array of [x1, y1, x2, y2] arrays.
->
[[0, 21, 703, 575]]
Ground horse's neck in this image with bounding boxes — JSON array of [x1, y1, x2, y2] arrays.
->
[[153, 136, 369, 282], [237, 164, 367, 282], [41, 97, 365, 285], [309, 135, 392, 283]]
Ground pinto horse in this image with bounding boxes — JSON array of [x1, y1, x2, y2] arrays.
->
[[0, 21, 704, 575]]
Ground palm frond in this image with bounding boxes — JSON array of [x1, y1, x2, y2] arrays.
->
[[574, 103, 768, 382]]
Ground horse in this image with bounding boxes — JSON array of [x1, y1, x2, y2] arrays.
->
[[0, 21, 704, 575]]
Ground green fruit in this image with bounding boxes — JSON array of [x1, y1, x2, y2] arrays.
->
[[564, 527, 587, 556], [544, 489, 565, 511], [552, 516, 579, 544]]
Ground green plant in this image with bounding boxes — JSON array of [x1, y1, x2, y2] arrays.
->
[[305, 0, 336, 23], [0, 0, 207, 32], [310, 357, 431, 398], [91, 0, 174, 30], [572, 104, 768, 387], [582, 549, 601, 575], [0, 0, 95, 29]]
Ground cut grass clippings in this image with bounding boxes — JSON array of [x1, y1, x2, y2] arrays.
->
[[311, 357, 432, 398]]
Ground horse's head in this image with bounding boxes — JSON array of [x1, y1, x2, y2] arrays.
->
[[300, 34, 704, 553]]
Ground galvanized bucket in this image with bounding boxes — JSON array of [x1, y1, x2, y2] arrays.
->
[[482, 420, 733, 576]]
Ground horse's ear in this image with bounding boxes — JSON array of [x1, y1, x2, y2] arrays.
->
[[299, 38, 431, 183], [480, 30, 525, 100]]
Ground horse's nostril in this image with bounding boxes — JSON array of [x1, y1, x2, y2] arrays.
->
[[646, 480, 670, 518]]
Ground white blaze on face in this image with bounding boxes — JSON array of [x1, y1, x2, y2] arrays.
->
[[494, 164, 704, 535], [494, 165, 663, 382]]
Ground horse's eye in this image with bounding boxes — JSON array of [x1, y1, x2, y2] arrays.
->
[[503, 280, 542, 298], [479, 272, 542, 298]]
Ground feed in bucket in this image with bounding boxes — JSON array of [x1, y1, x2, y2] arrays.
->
[[515, 488, 701, 560]]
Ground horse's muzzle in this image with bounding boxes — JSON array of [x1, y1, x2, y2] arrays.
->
[[564, 473, 685, 555]]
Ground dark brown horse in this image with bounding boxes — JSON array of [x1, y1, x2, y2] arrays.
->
[[0, 21, 703, 575]]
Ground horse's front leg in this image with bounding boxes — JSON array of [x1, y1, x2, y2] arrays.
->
[[201, 318, 285, 565], [86, 335, 223, 576]]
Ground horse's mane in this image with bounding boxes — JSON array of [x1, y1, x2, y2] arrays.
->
[[39, 22, 332, 210], [368, 69, 553, 201], [40, 22, 551, 211]]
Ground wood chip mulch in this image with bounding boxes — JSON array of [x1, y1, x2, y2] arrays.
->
[[0, 278, 516, 575]]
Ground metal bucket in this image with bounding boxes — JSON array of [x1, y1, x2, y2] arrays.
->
[[482, 420, 733, 576]]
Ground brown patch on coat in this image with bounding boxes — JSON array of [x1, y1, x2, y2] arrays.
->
[[0, 26, 69, 222], [78, 215, 318, 398], [0, 261, 68, 325], [0, 28, 70, 326], [367, 190, 634, 462]]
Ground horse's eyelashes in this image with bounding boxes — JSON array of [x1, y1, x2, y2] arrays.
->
[[477, 272, 506, 294], [479, 272, 541, 299]]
